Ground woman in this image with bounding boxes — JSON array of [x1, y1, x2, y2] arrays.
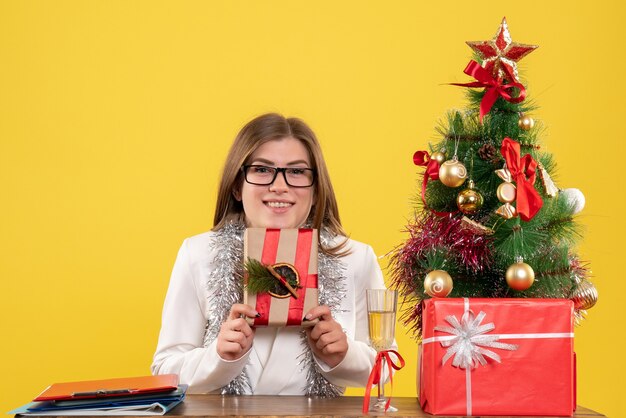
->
[[151, 113, 390, 396]]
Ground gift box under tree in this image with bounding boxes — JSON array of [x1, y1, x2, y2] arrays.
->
[[419, 298, 575, 416]]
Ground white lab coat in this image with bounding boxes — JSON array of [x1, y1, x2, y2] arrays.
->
[[151, 231, 389, 394]]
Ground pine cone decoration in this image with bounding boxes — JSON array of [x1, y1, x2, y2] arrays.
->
[[478, 143, 499, 164]]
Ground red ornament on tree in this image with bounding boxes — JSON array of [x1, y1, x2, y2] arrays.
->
[[466, 17, 538, 83]]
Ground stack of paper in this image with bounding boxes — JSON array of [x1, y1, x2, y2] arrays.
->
[[8, 375, 186, 416]]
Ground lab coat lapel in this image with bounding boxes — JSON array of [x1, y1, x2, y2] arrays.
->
[[253, 327, 302, 394]]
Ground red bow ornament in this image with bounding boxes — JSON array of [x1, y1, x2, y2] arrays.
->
[[413, 151, 459, 217], [362, 350, 405, 413], [413, 151, 440, 180], [500, 138, 543, 221], [451, 60, 526, 123], [413, 150, 440, 208]]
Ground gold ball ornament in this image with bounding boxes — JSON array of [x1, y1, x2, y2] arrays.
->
[[431, 151, 446, 165], [518, 114, 535, 131], [424, 270, 453, 298], [571, 280, 598, 310], [456, 180, 484, 214], [438, 158, 467, 188], [506, 259, 535, 291]]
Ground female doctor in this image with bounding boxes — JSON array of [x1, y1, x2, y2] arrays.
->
[[151, 113, 391, 396]]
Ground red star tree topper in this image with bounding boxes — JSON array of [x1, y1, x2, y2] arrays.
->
[[466, 17, 538, 83]]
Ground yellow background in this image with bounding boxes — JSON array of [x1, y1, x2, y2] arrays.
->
[[1, 1, 623, 416]]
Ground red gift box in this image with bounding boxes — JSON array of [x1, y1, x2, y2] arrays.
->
[[419, 298, 576, 416], [243, 228, 319, 327]]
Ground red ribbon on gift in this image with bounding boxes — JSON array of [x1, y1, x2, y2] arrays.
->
[[362, 350, 405, 414], [254, 229, 281, 326], [413, 151, 458, 217], [286, 228, 317, 325], [451, 60, 526, 123], [501, 137, 543, 221]]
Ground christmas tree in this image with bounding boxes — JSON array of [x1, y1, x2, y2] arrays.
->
[[390, 18, 598, 339]]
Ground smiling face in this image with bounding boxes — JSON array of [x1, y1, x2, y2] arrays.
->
[[237, 136, 315, 229]]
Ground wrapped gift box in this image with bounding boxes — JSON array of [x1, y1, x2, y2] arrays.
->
[[419, 298, 576, 416], [243, 228, 318, 327]]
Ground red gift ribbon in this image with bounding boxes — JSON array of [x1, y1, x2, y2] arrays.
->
[[501, 137, 543, 221], [254, 229, 281, 326], [362, 350, 405, 414], [286, 228, 317, 326], [451, 60, 526, 123], [413, 151, 458, 217]]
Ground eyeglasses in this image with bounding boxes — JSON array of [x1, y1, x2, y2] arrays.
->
[[241, 165, 316, 188]]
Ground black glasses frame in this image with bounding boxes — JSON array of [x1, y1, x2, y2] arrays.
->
[[241, 165, 316, 188]]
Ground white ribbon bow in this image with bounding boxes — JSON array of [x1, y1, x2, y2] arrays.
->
[[435, 310, 518, 369]]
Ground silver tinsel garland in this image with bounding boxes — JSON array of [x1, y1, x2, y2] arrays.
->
[[203, 222, 347, 396], [300, 229, 347, 397], [203, 222, 250, 395]]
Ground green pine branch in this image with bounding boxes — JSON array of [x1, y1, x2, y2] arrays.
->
[[244, 258, 300, 296], [244, 258, 278, 295]]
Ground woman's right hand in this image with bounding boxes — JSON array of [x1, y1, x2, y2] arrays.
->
[[216, 304, 257, 361]]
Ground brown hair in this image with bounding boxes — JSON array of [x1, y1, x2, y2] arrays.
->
[[212, 113, 348, 255]]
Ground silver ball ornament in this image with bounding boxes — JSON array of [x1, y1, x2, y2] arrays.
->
[[561, 188, 585, 214]]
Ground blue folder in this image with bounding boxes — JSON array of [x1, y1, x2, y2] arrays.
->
[[8, 385, 187, 416]]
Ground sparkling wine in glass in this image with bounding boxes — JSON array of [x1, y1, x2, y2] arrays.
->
[[366, 289, 398, 412]]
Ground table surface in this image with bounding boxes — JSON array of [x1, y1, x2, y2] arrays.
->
[[15, 395, 604, 418], [159, 395, 604, 418]]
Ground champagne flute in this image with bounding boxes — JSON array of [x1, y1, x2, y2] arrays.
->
[[366, 289, 398, 412]]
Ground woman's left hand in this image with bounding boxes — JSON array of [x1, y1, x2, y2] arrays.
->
[[304, 305, 348, 368]]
